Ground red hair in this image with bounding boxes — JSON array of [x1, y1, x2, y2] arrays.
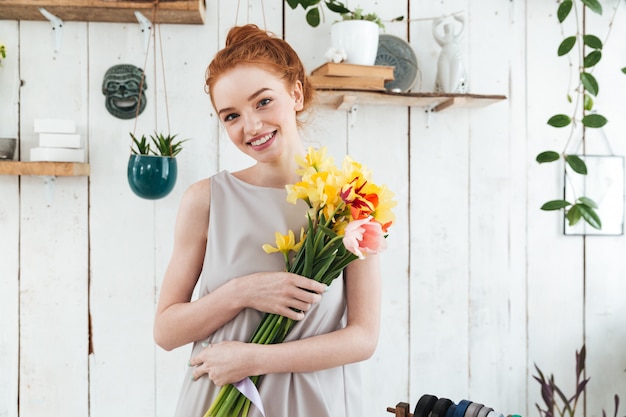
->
[[205, 24, 315, 118]]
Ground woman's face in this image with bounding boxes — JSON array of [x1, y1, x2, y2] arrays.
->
[[212, 64, 304, 164]]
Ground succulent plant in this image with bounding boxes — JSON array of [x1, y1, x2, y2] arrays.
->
[[130, 132, 189, 157]]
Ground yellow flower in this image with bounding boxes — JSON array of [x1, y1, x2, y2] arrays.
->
[[365, 182, 397, 232], [295, 146, 334, 176], [262, 230, 299, 255], [293, 227, 306, 252]]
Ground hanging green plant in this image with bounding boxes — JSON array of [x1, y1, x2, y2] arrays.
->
[[535, 0, 620, 230], [129, 132, 188, 157]]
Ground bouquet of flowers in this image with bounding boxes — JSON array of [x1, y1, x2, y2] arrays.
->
[[205, 146, 396, 417]]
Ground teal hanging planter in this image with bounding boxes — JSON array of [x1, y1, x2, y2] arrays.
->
[[127, 154, 178, 200]]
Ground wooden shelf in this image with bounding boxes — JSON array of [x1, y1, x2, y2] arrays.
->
[[0, 0, 205, 25], [315, 89, 506, 112], [0, 161, 90, 177]]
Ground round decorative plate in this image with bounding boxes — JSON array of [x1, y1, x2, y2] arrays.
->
[[375, 34, 419, 92]]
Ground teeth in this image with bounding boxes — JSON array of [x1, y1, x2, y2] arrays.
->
[[250, 132, 273, 146]]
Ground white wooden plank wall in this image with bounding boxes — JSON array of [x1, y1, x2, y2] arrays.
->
[[1, 1, 625, 417]]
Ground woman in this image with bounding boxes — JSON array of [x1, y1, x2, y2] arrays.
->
[[154, 24, 381, 417]]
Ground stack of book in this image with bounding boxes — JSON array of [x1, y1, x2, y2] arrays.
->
[[31, 119, 85, 163], [309, 62, 395, 91]]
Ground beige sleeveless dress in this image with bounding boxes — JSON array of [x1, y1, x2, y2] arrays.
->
[[173, 170, 362, 417]]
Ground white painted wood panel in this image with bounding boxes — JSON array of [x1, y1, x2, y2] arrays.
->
[[409, 0, 472, 405], [466, 0, 525, 412], [525, 0, 586, 413], [582, 2, 626, 416], [494, 1, 529, 414], [152, 11, 222, 416], [0, 20, 20, 417], [87, 20, 158, 417], [18, 20, 90, 417]]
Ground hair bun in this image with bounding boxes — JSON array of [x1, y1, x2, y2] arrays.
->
[[225, 24, 273, 48]]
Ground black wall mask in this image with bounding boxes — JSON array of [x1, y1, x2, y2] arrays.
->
[[102, 64, 147, 120]]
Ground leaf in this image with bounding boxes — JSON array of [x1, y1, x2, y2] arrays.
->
[[582, 0, 603, 15], [548, 114, 571, 127], [578, 196, 598, 209], [325, 0, 350, 14], [541, 200, 571, 211], [622, 68, 626, 74], [582, 113, 608, 128], [583, 34, 603, 49], [299, 0, 321, 8], [565, 154, 587, 174], [578, 204, 602, 229], [580, 72, 598, 96], [567, 204, 582, 225], [305, 8, 321, 27], [557, 0, 573, 22], [576, 345, 586, 378], [584, 93, 594, 111], [558, 36, 577, 56], [584, 50, 602, 68], [536, 151, 561, 163], [575, 378, 590, 398]]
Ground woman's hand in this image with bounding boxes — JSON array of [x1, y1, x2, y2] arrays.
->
[[235, 271, 326, 320], [189, 341, 255, 386]]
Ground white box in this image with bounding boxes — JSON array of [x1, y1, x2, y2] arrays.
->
[[30, 147, 85, 163], [34, 119, 76, 134], [39, 133, 81, 149]]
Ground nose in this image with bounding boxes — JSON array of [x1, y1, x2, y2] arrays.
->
[[243, 114, 262, 136]]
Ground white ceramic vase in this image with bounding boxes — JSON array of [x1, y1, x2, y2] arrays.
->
[[330, 20, 380, 66]]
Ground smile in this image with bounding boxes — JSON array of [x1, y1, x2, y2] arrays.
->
[[248, 131, 275, 147]]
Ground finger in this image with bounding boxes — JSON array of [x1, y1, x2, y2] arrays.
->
[[299, 279, 328, 295], [292, 288, 322, 305], [290, 274, 328, 294]]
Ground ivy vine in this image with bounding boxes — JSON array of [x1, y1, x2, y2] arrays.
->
[[536, 0, 624, 230]]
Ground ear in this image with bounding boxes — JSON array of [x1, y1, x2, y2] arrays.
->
[[292, 80, 304, 111]]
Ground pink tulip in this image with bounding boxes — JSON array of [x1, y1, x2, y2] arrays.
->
[[342, 217, 387, 259]]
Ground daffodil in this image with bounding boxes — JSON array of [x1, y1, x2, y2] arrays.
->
[[295, 146, 334, 175], [262, 230, 303, 270]]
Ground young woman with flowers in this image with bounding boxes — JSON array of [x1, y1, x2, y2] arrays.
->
[[154, 24, 393, 417]]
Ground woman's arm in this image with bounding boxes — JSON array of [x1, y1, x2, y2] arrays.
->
[[154, 179, 327, 351], [189, 254, 381, 385], [154, 179, 239, 351]]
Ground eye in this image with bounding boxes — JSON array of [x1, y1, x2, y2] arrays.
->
[[224, 113, 239, 122], [257, 98, 272, 108]]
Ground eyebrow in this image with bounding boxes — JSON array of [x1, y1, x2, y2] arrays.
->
[[217, 87, 272, 116]]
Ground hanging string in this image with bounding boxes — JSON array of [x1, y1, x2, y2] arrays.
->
[[235, 0, 241, 27], [260, 0, 267, 30], [234, 0, 266, 28], [132, 16, 153, 141], [157, 11, 171, 137], [130, 0, 172, 154]]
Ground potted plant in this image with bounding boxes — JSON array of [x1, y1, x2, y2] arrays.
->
[[287, 1, 387, 65], [286, 0, 384, 28], [534, 345, 620, 417], [127, 132, 188, 200]]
